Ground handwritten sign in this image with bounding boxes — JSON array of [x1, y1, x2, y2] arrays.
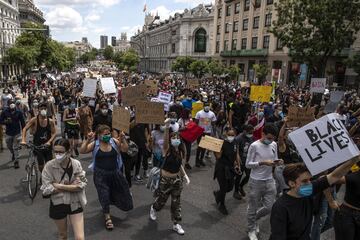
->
[[157, 91, 172, 103], [240, 81, 250, 88], [187, 79, 200, 89], [145, 80, 159, 95], [287, 106, 316, 128], [289, 113, 360, 175], [135, 101, 164, 124], [250, 86, 272, 102], [82, 78, 98, 98], [100, 77, 117, 94], [112, 106, 130, 133], [310, 78, 326, 93], [122, 85, 148, 106], [199, 135, 224, 153]]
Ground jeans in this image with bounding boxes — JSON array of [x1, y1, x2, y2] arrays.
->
[[311, 195, 334, 240], [135, 148, 148, 176], [247, 178, 276, 232], [333, 205, 360, 240], [274, 165, 288, 195], [5, 134, 20, 162], [183, 140, 191, 163]]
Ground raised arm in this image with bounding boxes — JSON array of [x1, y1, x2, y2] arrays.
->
[[327, 155, 360, 185]]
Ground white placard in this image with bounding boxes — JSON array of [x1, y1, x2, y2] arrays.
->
[[157, 91, 172, 103], [83, 78, 98, 98], [288, 113, 359, 176], [76, 67, 88, 73], [310, 78, 326, 93], [100, 77, 117, 94], [330, 91, 344, 103]]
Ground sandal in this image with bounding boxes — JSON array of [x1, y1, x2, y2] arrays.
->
[[105, 217, 114, 231]]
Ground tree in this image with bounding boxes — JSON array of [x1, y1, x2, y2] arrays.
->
[[206, 59, 225, 76], [253, 64, 270, 84], [103, 46, 114, 60], [121, 49, 140, 71], [189, 60, 208, 78], [271, 0, 360, 77], [346, 53, 360, 77], [171, 56, 195, 75], [225, 65, 240, 81]]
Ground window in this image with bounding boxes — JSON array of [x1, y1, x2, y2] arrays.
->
[[276, 38, 283, 50], [194, 28, 207, 52], [232, 39, 237, 50], [235, 3, 240, 14], [265, 13, 272, 27], [171, 30, 176, 36], [251, 37, 258, 49], [233, 21, 239, 32], [226, 5, 231, 16], [241, 38, 247, 49], [218, 8, 222, 18], [172, 43, 176, 53], [244, 0, 250, 11], [216, 41, 220, 53], [267, 0, 274, 5], [230, 60, 236, 66], [263, 35, 270, 49], [253, 16, 260, 29], [224, 40, 229, 51], [254, 0, 261, 8], [243, 19, 249, 30], [217, 25, 221, 35], [225, 23, 230, 33]]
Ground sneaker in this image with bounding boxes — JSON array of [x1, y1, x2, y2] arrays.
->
[[239, 187, 246, 197], [218, 204, 228, 215], [185, 163, 192, 170], [172, 223, 185, 235], [14, 161, 19, 169], [248, 231, 258, 240], [149, 205, 156, 221], [233, 191, 242, 200], [134, 175, 143, 182]]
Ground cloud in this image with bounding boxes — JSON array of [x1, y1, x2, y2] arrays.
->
[[35, 0, 120, 7], [45, 5, 83, 30], [85, 10, 101, 22], [127, 25, 142, 38], [150, 5, 183, 21], [121, 26, 131, 31]]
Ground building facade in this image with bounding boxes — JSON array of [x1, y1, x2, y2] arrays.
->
[[63, 38, 93, 60], [114, 32, 130, 52], [18, 0, 45, 26], [111, 36, 116, 47], [100, 35, 108, 49], [131, 4, 214, 73]]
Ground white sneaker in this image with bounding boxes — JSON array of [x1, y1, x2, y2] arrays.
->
[[149, 205, 157, 221], [172, 224, 185, 235], [248, 231, 258, 240], [256, 223, 260, 234]]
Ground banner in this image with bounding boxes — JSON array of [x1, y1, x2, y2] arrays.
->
[[288, 113, 360, 175], [122, 85, 148, 106], [112, 106, 130, 134], [100, 77, 117, 94], [199, 135, 224, 153], [135, 101, 164, 124], [310, 78, 326, 93], [192, 102, 204, 118], [82, 78, 98, 98], [250, 86, 272, 102]]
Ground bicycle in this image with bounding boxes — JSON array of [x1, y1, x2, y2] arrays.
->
[[21, 142, 49, 200]]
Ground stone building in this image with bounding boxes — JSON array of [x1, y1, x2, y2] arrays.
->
[[114, 32, 131, 52], [18, 0, 45, 26], [63, 38, 93, 60]]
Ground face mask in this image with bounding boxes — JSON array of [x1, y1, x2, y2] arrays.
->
[[298, 183, 313, 197], [101, 109, 108, 115], [16, 100, 21, 105], [263, 139, 272, 145], [40, 110, 47, 117], [170, 118, 176, 124], [246, 134, 253, 138], [171, 138, 181, 147], [227, 136, 235, 142], [55, 153, 67, 162], [101, 134, 111, 143], [204, 106, 210, 112], [9, 104, 15, 109], [70, 104, 76, 110], [187, 97, 192, 100], [33, 103, 39, 108]]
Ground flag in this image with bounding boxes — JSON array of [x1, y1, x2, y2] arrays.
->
[[143, 4, 147, 12]]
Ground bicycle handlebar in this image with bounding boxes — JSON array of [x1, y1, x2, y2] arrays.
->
[[21, 142, 49, 150]]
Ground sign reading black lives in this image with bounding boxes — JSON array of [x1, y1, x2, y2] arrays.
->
[[289, 113, 359, 176]]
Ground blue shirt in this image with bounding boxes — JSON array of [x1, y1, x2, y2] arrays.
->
[[0, 108, 25, 136], [182, 99, 194, 110]]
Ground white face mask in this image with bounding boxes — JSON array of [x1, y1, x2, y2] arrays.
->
[[40, 110, 47, 117], [101, 109, 108, 115], [227, 136, 235, 143], [55, 153, 67, 162], [9, 104, 15, 109]]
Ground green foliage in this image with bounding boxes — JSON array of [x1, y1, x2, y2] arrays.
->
[[271, 0, 360, 77], [225, 65, 240, 80], [253, 64, 270, 84], [171, 56, 195, 74], [346, 53, 360, 76], [111, 49, 139, 72], [189, 60, 208, 78], [103, 46, 114, 60], [79, 48, 97, 64], [206, 59, 225, 76]]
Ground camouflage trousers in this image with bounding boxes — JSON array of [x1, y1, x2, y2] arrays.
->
[[153, 175, 183, 223]]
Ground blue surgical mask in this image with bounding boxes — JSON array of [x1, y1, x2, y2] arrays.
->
[[263, 139, 272, 145], [298, 183, 313, 197], [171, 138, 181, 147]]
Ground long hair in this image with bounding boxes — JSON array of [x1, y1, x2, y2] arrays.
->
[[168, 131, 185, 159]]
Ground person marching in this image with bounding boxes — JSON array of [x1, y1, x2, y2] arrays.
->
[[63, 100, 80, 157]]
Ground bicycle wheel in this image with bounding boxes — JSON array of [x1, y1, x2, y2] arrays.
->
[[27, 162, 38, 200]]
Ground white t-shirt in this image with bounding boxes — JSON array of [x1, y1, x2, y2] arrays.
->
[[195, 110, 217, 134]]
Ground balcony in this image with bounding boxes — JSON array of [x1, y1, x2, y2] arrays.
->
[[220, 49, 269, 57]]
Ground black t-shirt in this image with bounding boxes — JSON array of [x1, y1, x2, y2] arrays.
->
[[218, 141, 237, 168], [231, 102, 248, 126], [130, 123, 148, 149], [344, 171, 360, 208], [269, 176, 330, 240]]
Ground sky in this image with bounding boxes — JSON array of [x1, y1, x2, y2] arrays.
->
[[34, 0, 214, 48]]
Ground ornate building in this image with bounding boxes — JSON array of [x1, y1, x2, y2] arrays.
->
[[18, 0, 45, 26], [63, 38, 93, 60], [114, 32, 131, 52], [131, 4, 214, 73]]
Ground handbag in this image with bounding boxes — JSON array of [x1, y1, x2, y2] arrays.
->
[[127, 140, 139, 157], [180, 121, 204, 143]]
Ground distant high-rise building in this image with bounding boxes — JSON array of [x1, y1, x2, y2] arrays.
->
[[100, 35, 108, 49], [111, 36, 117, 47], [121, 33, 127, 41], [82, 37, 88, 44]]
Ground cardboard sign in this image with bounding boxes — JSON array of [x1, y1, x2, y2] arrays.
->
[[198, 135, 224, 153], [192, 102, 204, 118], [145, 80, 158, 95], [135, 101, 164, 124], [122, 85, 148, 106], [112, 106, 130, 133], [240, 81, 250, 88], [151, 97, 170, 112], [82, 78, 98, 98], [157, 91, 172, 103], [187, 79, 200, 89], [100, 77, 117, 94], [310, 78, 326, 93], [287, 106, 316, 128], [288, 113, 360, 176], [250, 86, 272, 102]]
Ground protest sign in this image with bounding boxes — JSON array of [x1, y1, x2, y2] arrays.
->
[[157, 91, 172, 103], [310, 78, 326, 93], [286, 106, 315, 128], [187, 79, 200, 89], [135, 101, 164, 124], [145, 80, 158, 95], [82, 79, 98, 98], [151, 97, 170, 112], [122, 85, 148, 106], [250, 86, 272, 102], [324, 91, 345, 114], [288, 113, 360, 176], [112, 106, 130, 134], [199, 135, 224, 153], [192, 102, 204, 118], [240, 81, 250, 88], [100, 77, 117, 94]]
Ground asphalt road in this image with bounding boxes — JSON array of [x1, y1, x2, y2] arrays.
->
[[0, 141, 336, 240]]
